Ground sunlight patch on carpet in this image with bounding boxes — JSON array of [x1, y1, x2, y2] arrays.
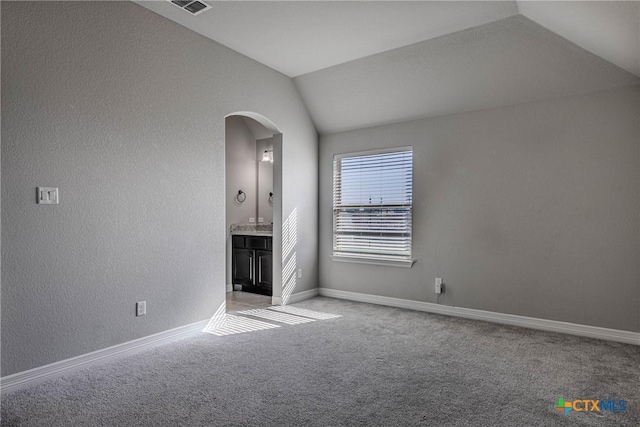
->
[[204, 315, 280, 336], [202, 302, 228, 333], [238, 308, 315, 325], [267, 306, 342, 320]]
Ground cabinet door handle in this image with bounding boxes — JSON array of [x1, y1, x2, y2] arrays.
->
[[258, 258, 262, 285], [249, 253, 254, 283]]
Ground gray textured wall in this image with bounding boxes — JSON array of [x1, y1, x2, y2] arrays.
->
[[1, 1, 317, 376], [295, 15, 639, 134], [319, 86, 640, 333]]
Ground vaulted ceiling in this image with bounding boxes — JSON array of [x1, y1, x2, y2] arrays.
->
[[136, 1, 640, 133]]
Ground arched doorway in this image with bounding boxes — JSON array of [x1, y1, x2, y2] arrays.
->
[[224, 112, 283, 311]]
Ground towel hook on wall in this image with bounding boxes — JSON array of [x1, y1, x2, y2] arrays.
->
[[236, 190, 246, 203], [268, 192, 273, 205]]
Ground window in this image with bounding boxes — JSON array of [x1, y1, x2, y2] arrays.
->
[[332, 147, 413, 266]]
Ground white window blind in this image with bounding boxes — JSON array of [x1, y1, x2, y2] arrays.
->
[[333, 147, 413, 263]]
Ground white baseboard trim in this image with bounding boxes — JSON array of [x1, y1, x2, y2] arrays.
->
[[1, 319, 210, 394], [272, 288, 320, 306], [226, 283, 233, 293], [318, 288, 640, 346]]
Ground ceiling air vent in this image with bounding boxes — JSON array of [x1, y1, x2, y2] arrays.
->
[[169, 0, 211, 16]]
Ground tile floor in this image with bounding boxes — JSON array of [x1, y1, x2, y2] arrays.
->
[[226, 291, 272, 313]]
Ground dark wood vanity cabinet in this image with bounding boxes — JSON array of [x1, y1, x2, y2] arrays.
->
[[232, 235, 272, 296], [256, 250, 273, 289], [232, 248, 254, 287]]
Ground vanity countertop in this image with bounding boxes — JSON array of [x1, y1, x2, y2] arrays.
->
[[230, 224, 273, 237], [231, 230, 273, 237]]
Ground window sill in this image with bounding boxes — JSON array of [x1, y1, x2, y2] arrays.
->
[[331, 255, 415, 268]]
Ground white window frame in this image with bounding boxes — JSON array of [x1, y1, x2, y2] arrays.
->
[[331, 146, 414, 268]]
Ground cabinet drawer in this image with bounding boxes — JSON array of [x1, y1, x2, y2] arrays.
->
[[232, 235, 272, 249], [232, 236, 245, 248], [246, 236, 268, 249]]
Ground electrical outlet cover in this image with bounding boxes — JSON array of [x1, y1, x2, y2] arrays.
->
[[37, 187, 59, 204], [136, 301, 146, 316]]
